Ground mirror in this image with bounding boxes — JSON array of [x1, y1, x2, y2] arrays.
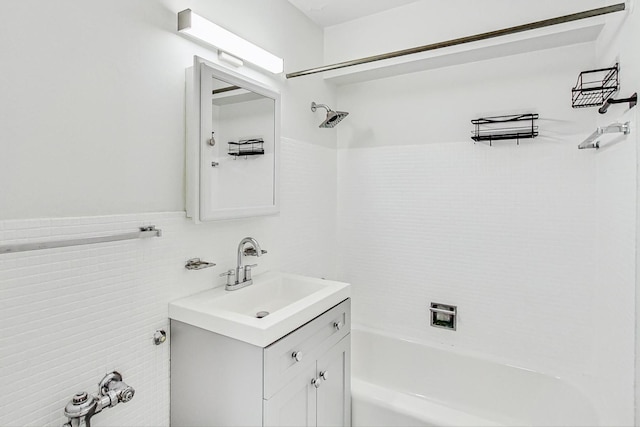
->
[[186, 57, 280, 222]]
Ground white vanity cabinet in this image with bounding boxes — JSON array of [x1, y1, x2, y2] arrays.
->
[[264, 334, 350, 427], [170, 299, 351, 427]]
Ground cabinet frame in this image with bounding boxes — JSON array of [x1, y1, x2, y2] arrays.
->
[[186, 55, 281, 222]]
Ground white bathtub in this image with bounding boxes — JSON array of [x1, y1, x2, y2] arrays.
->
[[351, 327, 598, 427]]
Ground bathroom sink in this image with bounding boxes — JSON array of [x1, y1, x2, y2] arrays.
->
[[169, 271, 350, 347]]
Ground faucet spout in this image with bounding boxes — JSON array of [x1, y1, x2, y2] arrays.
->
[[237, 237, 262, 273], [226, 237, 265, 291]]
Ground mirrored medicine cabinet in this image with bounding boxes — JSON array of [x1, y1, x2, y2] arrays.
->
[[186, 56, 280, 222]]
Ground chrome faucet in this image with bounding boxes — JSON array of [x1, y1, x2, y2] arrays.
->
[[63, 371, 134, 427], [220, 237, 267, 291]]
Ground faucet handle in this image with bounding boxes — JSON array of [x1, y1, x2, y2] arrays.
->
[[244, 264, 258, 281], [219, 269, 235, 286], [243, 247, 268, 256]]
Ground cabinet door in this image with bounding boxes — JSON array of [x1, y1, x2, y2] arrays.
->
[[264, 362, 317, 427], [316, 335, 351, 427]]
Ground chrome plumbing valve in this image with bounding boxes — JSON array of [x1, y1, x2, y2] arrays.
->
[[98, 371, 135, 407], [63, 371, 134, 427]]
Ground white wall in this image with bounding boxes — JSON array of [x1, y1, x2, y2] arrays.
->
[[0, 0, 336, 220], [0, 0, 338, 425], [592, 1, 640, 421], [332, 1, 636, 424]]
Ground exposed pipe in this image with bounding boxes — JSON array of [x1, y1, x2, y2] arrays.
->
[[286, 3, 625, 79]]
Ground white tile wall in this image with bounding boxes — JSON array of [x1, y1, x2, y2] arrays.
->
[[0, 139, 338, 426], [0, 213, 179, 427], [279, 137, 338, 279], [590, 107, 638, 423], [337, 135, 636, 425], [337, 141, 597, 372], [335, 44, 636, 424]]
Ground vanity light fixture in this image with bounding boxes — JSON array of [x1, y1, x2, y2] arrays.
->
[[177, 9, 284, 74], [218, 51, 244, 68]]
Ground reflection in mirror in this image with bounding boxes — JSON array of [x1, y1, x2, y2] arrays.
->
[[207, 76, 275, 211]]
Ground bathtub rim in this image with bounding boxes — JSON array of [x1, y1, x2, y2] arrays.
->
[[351, 323, 600, 426], [352, 322, 568, 382]]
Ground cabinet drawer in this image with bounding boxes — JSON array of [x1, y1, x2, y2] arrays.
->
[[263, 298, 350, 399]]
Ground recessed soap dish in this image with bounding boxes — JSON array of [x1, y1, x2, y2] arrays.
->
[[430, 303, 457, 330]]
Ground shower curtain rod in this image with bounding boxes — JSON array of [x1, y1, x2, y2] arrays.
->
[[285, 3, 625, 79]]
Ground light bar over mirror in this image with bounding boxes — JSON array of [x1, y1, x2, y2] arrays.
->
[[178, 9, 284, 74]]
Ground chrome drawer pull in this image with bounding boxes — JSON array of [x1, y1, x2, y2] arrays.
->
[[292, 351, 303, 362]]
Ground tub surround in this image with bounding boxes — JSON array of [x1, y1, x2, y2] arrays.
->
[[336, 42, 636, 424]]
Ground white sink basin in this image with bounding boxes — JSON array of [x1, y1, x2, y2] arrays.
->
[[169, 271, 350, 347]]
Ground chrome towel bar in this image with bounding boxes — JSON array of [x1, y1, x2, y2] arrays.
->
[[578, 121, 630, 150], [0, 225, 162, 255]]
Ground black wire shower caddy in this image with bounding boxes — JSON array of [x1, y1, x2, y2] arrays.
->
[[571, 64, 619, 109], [228, 138, 265, 157], [471, 113, 539, 146]]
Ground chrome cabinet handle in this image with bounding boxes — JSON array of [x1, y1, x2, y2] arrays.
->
[[319, 371, 328, 381], [333, 321, 344, 331], [311, 377, 322, 388], [292, 351, 303, 362]]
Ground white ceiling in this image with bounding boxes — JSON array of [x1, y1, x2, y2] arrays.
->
[[287, 0, 422, 27]]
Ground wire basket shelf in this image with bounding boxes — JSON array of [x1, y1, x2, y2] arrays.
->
[[471, 114, 539, 146], [571, 64, 618, 109], [228, 138, 265, 157]]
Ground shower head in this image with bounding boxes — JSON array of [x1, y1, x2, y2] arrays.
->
[[311, 102, 349, 128]]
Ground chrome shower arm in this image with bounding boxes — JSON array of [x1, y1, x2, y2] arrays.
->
[[311, 102, 333, 112]]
